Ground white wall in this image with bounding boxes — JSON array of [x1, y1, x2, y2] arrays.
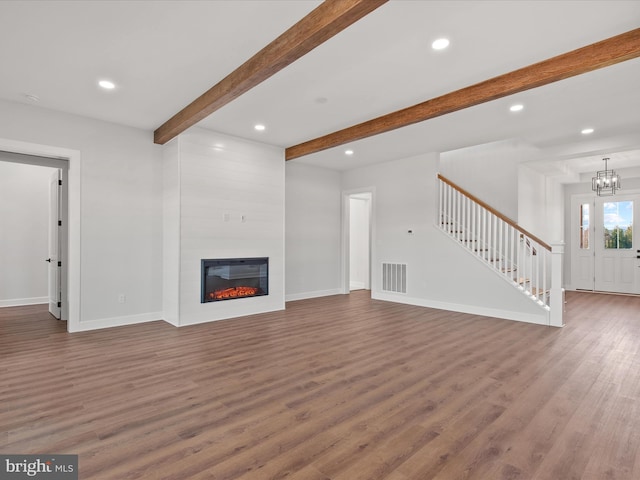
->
[[0, 161, 57, 306], [0, 99, 163, 329], [440, 139, 540, 221], [342, 152, 547, 324], [285, 162, 342, 300], [172, 128, 285, 325], [518, 165, 565, 242], [518, 164, 546, 237]]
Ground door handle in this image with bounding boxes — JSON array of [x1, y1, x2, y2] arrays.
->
[[45, 258, 52, 263]]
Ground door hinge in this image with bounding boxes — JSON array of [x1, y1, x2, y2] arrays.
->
[[58, 179, 62, 186], [57, 261, 62, 267], [58, 220, 62, 226], [57, 301, 61, 308]]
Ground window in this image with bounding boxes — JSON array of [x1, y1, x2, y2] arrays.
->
[[603, 201, 633, 249], [579, 203, 590, 249]]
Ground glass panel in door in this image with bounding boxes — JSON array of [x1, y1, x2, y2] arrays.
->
[[571, 196, 595, 290]]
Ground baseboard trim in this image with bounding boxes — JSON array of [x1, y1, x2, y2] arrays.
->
[[285, 288, 343, 302], [70, 311, 165, 333], [372, 292, 550, 326], [0, 297, 49, 308]]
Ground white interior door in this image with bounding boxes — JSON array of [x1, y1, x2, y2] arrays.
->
[[349, 194, 371, 291], [594, 194, 640, 294], [48, 169, 62, 318]]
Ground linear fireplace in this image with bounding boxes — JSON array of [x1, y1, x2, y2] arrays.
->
[[201, 257, 268, 303]]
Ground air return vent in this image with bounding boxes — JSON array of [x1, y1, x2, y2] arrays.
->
[[382, 263, 407, 293]]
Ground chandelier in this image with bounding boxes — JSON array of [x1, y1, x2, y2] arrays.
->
[[592, 157, 621, 196]]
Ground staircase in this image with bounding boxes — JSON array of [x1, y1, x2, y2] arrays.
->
[[438, 174, 564, 327]]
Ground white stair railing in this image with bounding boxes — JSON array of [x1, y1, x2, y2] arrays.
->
[[438, 174, 563, 326]]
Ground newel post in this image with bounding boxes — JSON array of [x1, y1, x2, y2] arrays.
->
[[549, 242, 565, 327]]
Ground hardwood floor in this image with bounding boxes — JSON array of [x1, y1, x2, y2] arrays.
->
[[2, 291, 640, 479]]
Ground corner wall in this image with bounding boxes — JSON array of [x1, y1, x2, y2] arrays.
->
[[285, 162, 342, 301], [518, 165, 564, 243], [162, 137, 181, 326]]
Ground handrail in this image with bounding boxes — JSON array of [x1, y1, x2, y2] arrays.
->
[[437, 174, 551, 251]]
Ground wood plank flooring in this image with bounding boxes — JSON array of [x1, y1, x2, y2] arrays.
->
[[2, 291, 640, 479]]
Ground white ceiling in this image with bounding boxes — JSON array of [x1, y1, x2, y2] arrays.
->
[[1, 0, 639, 178]]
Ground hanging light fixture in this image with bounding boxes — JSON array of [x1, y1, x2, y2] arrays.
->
[[592, 157, 621, 196]]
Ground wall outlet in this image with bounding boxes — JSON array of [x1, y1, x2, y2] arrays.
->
[[118, 294, 126, 304]]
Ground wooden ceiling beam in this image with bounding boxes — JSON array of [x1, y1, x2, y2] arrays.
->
[[154, 0, 388, 145], [285, 28, 640, 161]]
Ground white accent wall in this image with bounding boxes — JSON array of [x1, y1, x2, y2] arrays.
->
[[0, 161, 57, 307], [163, 128, 285, 325], [0, 99, 163, 330]]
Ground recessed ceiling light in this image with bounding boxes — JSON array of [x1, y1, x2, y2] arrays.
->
[[345, 149, 354, 156], [24, 93, 40, 103], [581, 128, 594, 135], [510, 104, 524, 112], [432, 38, 450, 50], [98, 80, 115, 90], [254, 124, 266, 131]]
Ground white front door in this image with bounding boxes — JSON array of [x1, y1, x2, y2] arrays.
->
[[594, 195, 640, 294], [48, 169, 62, 319], [571, 193, 640, 294]]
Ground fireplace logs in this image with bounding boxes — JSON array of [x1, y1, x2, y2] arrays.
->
[[209, 286, 259, 300]]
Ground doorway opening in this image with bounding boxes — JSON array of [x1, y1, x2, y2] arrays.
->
[[343, 189, 373, 294], [0, 139, 80, 333], [0, 153, 68, 320]]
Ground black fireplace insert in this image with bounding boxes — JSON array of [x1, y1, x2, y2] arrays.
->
[[201, 257, 268, 303]]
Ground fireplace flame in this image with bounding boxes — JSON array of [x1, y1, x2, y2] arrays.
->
[[209, 286, 259, 300]]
